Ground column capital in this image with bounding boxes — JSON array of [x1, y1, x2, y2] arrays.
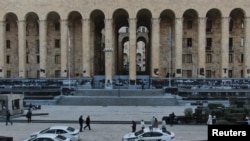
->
[[39, 20, 47, 23], [221, 17, 231, 23], [105, 18, 113, 23], [151, 18, 160, 24], [175, 17, 183, 23], [81, 18, 90, 23], [198, 17, 207, 21], [128, 18, 137, 23]]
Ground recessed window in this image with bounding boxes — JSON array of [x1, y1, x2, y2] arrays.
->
[[55, 39, 60, 48], [6, 23, 10, 32], [206, 54, 212, 63], [187, 38, 192, 47], [229, 54, 233, 63], [55, 55, 61, 64], [6, 40, 10, 49], [6, 55, 10, 64]]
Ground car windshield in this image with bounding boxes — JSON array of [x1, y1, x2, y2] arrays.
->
[[67, 127, 75, 132], [56, 135, 67, 141], [40, 128, 50, 133], [134, 129, 144, 136]]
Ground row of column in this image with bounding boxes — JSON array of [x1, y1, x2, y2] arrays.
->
[[0, 16, 250, 79]]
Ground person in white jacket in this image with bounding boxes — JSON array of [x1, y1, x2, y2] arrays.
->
[[207, 114, 213, 125]]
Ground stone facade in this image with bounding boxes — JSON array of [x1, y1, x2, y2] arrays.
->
[[0, 0, 250, 83]]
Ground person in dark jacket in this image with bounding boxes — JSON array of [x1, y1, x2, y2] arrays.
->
[[84, 115, 91, 130], [131, 120, 136, 132], [6, 110, 13, 126], [26, 110, 32, 123], [79, 115, 84, 132]]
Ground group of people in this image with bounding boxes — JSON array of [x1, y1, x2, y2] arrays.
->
[[131, 116, 168, 133], [78, 115, 91, 132]]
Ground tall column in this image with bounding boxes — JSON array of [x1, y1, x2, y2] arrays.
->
[[175, 17, 183, 77], [129, 18, 137, 85], [244, 17, 250, 78], [18, 20, 26, 78], [104, 18, 113, 88], [221, 17, 230, 78], [82, 19, 90, 77], [60, 19, 68, 77], [151, 18, 160, 77], [0, 21, 5, 78], [39, 20, 47, 78], [198, 17, 206, 78]]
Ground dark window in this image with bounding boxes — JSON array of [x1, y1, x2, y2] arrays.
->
[[37, 55, 40, 64], [6, 23, 10, 32], [6, 55, 10, 64], [55, 39, 60, 48], [187, 38, 192, 47], [229, 54, 233, 63], [6, 40, 11, 48]]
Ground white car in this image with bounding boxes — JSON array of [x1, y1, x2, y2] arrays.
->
[[30, 125, 80, 141], [23, 134, 71, 141], [122, 127, 175, 141]]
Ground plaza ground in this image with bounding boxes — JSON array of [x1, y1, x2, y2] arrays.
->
[[0, 105, 208, 141]]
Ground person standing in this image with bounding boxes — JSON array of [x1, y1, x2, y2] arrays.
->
[[79, 115, 84, 132], [140, 120, 145, 130], [212, 115, 216, 125], [26, 110, 32, 123], [132, 120, 136, 132], [161, 119, 167, 130], [151, 116, 155, 127], [207, 114, 212, 125], [84, 115, 91, 130], [6, 110, 13, 126]]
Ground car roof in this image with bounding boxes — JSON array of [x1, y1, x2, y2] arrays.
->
[[143, 127, 163, 132], [49, 125, 70, 130], [36, 134, 60, 138]]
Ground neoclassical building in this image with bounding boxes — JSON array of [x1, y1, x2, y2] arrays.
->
[[0, 0, 250, 84]]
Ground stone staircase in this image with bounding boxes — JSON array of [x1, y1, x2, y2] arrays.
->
[[56, 89, 179, 106]]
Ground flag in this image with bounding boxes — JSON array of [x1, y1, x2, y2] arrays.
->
[[67, 27, 71, 52]]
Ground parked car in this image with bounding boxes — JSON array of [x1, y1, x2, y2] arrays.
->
[[23, 134, 71, 141], [122, 127, 175, 141], [30, 125, 80, 141]]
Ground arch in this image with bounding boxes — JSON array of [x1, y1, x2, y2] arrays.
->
[[113, 9, 129, 75], [159, 9, 176, 78], [90, 9, 105, 75]]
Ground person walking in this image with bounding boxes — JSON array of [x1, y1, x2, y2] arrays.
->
[[140, 120, 145, 130], [6, 110, 13, 126], [79, 115, 84, 132], [131, 120, 136, 132], [153, 118, 159, 128], [84, 115, 91, 130]]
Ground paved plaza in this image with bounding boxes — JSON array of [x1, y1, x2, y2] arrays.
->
[[0, 105, 208, 141]]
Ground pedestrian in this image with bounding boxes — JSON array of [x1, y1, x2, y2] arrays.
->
[[26, 110, 32, 123], [153, 118, 159, 128], [246, 116, 250, 125], [79, 115, 84, 132], [140, 120, 145, 130], [161, 119, 166, 130], [169, 112, 176, 126], [84, 115, 91, 130], [141, 82, 145, 91], [6, 110, 13, 126], [151, 116, 155, 127], [212, 115, 216, 125], [131, 120, 136, 132], [207, 114, 212, 125]]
